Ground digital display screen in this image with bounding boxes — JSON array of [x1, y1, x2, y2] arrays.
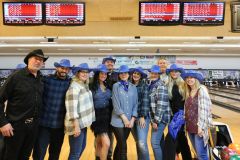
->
[[3, 2, 43, 25], [182, 2, 225, 25], [45, 3, 85, 25], [139, 2, 181, 25]]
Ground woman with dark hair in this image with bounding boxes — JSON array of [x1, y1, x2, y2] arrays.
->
[[130, 67, 151, 160], [163, 64, 192, 160], [90, 64, 112, 160], [111, 65, 138, 160]]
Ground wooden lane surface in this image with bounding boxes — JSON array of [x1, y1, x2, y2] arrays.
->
[[33, 104, 240, 160], [211, 104, 240, 143]]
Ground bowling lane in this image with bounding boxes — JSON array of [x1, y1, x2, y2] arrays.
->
[[210, 94, 240, 108], [208, 87, 240, 95], [212, 104, 240, 143], [209, 90, 240, 100]]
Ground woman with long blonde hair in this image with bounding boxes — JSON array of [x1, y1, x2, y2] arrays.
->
[[163, 64, 192, 160], [182, 70, 212, 160]]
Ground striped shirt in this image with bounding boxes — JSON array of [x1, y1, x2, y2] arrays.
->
[[64, 77, 95, 135]]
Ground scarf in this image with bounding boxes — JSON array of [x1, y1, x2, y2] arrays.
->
[[120, 80, 129, 92]]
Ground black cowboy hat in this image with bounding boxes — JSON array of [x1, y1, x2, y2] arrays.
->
[[24, 49, 49, 64]]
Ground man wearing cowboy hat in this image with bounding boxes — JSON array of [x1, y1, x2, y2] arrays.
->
[[0, 49, 48, 160], [102, 56, 118, 160], [33, 59, 72, 160]]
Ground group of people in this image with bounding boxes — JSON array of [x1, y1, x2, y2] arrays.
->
[[0, 49, 213, 160]]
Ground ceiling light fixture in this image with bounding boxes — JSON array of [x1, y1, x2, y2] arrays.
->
[[168, 48, 182, 51], [40, 41, 57, 44], [17, 48, 30, 51], [128, 42, 146, 44], [93, 41, 106, 44], [57, 48, 72, 51], [98, 48, 113, 51], [209, 48, 225, 51], [126, 48, 140, 51]]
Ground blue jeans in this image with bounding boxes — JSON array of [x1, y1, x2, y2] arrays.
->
[[188, 133, 209, 160], [131, 118, 150, 160], [151, 122, 166, 160], [68, 128, 87, 160]]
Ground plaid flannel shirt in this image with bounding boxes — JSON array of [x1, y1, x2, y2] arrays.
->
[[40, 74, 71, 128], [64, 77, 95, 135], [197, 85, 213, 146], [149, 79, 171, 124], [136, 80, 150, 118]]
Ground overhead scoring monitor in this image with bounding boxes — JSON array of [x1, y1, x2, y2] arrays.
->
[[139, 2, 181, 25], [45, 2, 85, 25], [182, 2, 225, 25], [3, 2, 43, 25]]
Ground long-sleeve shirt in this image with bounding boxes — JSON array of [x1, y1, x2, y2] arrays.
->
[[197, 85, 212, 146], [64, 77, 95, 135], [135, 80, 150, 118], [39, 74, 71, 128], [170, 84, 185, 114], [149, 79, 171, 124], [0, 68, 43, 127], [111, 81, 138, 128]]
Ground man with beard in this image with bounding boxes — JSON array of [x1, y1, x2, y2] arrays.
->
[[102, 56, 118, 160], [33, 59, 71, 160], [0, 49, 48, 160]]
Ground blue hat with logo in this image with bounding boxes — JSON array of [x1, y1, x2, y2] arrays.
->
[[16, 63, 26, 69], [166, 64, 184, 74], [54, 59, 72, 68], [118, 65, 130, 73], [72, 63, 92, 75], [130, 67, 147, 78], [148, 65, 161, 73], [102, 56, 116, 64], [181, 70, 204, 82], [93, 64, 108, 73]]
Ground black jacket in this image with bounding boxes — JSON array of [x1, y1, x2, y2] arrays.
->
[[0, 68, 43, 127]]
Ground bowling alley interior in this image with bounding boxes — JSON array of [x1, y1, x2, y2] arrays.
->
[[0, 0, 240, 160]]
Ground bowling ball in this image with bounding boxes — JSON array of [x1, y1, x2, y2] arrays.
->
[[230, 155, 240, 160], [229, 144, 240, 154], [221, 147, 237, 160]]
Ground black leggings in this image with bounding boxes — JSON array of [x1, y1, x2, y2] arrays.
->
[[163, 127, 192, 160], [112, 127, 131, 160]]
